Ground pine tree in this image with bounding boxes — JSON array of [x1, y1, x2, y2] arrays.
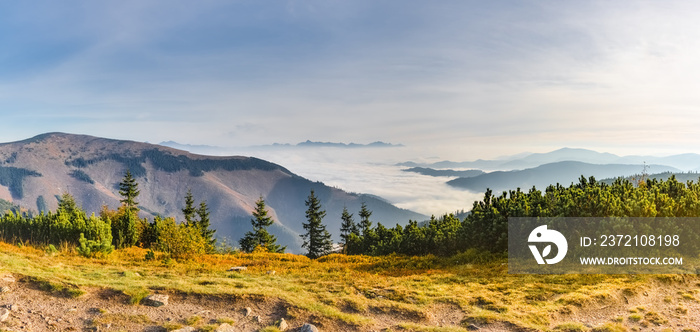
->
[[239, 196, 284, 253], [196, 200, 217, 251], [358, 202, 376, 254], [179, 189, 216, 251], [118, 170, 140, 215], [300, 190, 333, 259], [182, 189, 196, 226], [112, 207, 139, 248], [339, 206, 358, 253], [114, 171, 141, 248], [57, 192, 79, 216], [359, 201, 372, 232]]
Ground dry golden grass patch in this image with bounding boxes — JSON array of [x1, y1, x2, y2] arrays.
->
[[0, 242, 693, 331]]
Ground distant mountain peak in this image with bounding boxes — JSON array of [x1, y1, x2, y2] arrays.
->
[[295, 140, 403, 148]]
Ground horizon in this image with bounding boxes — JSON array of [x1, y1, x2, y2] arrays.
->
[[3, 131, 700, 220], [5, 132, 698, 162]]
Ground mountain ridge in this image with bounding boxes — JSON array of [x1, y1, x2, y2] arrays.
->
[[0, 133, 427, 253], [401, 147, 700, 172], [447, 161, 681, 193]]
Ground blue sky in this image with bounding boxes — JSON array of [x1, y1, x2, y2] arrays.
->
[[2, 1, 700, 159]]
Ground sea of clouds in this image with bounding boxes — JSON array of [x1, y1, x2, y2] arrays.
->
[[237, 146, 484, 217]]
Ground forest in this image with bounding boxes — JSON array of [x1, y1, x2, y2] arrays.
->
[[1, 171, 700, 260]]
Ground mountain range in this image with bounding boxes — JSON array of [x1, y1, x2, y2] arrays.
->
[[0, 133, 426, 253], [446, 161, 681, 193], [401, 147, 700, 172], [158, 140, 403, 156], [400, 148, 700, 194]]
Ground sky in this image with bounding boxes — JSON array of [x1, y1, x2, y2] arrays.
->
[[3, 1, 700, 215], [3, 1, 700, 160]]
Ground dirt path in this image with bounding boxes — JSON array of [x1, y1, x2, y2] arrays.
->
[[3, 271, 700, 332], [0, 274, 313, 332]]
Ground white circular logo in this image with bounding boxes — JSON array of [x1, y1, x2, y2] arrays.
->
[[528, 225, 568, 264]]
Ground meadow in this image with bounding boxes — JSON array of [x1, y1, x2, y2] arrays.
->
[[1, 242, 697, 331]]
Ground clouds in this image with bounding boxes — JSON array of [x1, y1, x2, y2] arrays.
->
[[1, 1, 700, 157], [4, 0, 700, 214]]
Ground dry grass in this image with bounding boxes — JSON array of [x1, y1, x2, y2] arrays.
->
[[0, 242, 691, 331]]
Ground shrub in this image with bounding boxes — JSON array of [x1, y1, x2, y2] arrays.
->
[[149, 217, 208, 259], [76, 233, 114, 258]]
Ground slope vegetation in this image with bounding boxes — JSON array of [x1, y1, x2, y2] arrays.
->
[[0, 133, 426, 253]]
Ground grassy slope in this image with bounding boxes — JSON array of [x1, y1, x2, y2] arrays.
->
[[0, 243, 699, 331]]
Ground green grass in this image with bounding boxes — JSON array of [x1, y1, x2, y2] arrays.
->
[[27, 276, 85, 298], [184, 315, 202, 326], [215, 318, 235, 324]]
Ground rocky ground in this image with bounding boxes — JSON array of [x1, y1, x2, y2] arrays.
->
[[0, 273, 329, 332], [2, 270, 700, 332]]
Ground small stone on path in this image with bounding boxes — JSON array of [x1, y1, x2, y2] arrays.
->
[[142, 294, 169, 307], [278, 318, 288, 331], [171, 327, 195, 332], [0, 308, 10, 322], [216, 323, 236, 332], [300, 323, 319, 332]]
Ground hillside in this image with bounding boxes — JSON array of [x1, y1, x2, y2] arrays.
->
[[401, 167, 484, 178], [447, 161, 681, 192], [0, 133, 426, 253]]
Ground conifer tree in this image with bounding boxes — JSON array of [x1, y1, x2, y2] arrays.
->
[[179, 189, 216, 251], [114, 170, 141, 248], [57, 192, 79, 216], [182, 189, 196, 225], [359, 202, 372, 231], [196, 200, 217, 251], [358, 202, 376, 253], [239, 196, 284, 253], [118, 170, 140, 215], [339, 206, 358, 253], [300, 190, 333, 259]]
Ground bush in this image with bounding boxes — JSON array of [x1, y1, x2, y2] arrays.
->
[[148, 217, 208, 259], [76, 233, 114, 258]]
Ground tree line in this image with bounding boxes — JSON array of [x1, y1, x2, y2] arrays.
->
[[3, 171, 699, 259], [0, 171, 217, 258], [299, 175, 700, 257]]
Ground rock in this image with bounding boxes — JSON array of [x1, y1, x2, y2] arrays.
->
[[244, 307, 253, 317], [466, 324, 479, 331], [10, 305, 19, 312], [216, 323, 236, 332], [0, 308, 9, 322], [0, 275, 15, 283], [278, 318, 288, 331], [142, 294, 169, 307], [171, 327, 195, 332], [300, 323, 319, 332], [228, 266, 247, 272], [254, 315, 262, 323], [267, 270, 276, 275]]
